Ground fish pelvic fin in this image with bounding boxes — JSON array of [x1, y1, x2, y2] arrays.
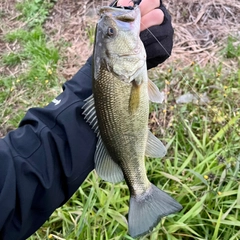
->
[[82, 94, 99, 134], [148, 79, 165, 103], [128, 184, 182, 238], [95, 135, 124, 183], [145, 130, 167, 158]]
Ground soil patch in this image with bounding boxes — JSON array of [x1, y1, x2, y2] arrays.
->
[[0, 0, 23, 77], [44, 0, 110, 80], [168, 0, 240, 67]]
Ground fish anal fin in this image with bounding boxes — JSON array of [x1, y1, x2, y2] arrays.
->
[[145, 130, 167, 158], [148, 79, 165, 103], [95, 136, 124, 183], [128, 184, 182, 238]]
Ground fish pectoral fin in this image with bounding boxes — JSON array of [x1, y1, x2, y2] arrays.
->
[[82, 94, 99, 134], [95, 136, 124, 183], [128, 184, 182, 238], [145, 130, 167, 158], [129, 81, 140, 114], [148, 79, 165, 103]]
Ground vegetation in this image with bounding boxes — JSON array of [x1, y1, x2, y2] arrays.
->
[[0, 0, 61, 130], [0, 0, 239, 239]]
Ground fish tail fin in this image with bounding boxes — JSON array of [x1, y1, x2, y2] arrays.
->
[[128, 184, 182, 238]]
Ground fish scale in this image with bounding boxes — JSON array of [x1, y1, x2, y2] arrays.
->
[[94, 69, 149, 184]]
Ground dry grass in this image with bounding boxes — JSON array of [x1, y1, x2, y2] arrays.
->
[[44, 0, 110, 80], [167, 0, 240, 67], [1, 0, 239, 79], [42, 0, 240, 79], [0, 0, 22, 77]]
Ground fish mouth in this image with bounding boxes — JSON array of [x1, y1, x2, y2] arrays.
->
[[99, 5, 140, 23], [114, 46, 145, 59], [99, 5, 137, 14]]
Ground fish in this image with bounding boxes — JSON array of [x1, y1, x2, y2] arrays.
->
[[82, 5, 182, 238]]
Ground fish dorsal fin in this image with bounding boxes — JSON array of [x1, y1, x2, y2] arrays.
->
[[82, 94, 99, 134], [95, 136, 124, 183], [145, 130, 167, 158], [148, 79, 165, 103]]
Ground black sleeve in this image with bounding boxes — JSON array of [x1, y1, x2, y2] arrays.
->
[[0, 57, 97, 240]]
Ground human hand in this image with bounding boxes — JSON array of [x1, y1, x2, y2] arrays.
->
[[117, 0, 164, 31], [114, 0, 174, 69]]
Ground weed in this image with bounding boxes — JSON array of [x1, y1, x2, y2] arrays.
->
[[2, 51, 28, 66], [224, 36, 240, 60], [16, 0, 55, 28], [86, 25, 96, 46]]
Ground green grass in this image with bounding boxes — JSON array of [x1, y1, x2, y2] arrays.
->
[[0, 1, 240, 239], [2, 26, 60, 85], [16, 0, 55, 28], [223, 36, 240, 60], [0, 1, 62, 128]]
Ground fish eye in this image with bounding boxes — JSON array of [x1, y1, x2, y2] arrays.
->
[[107, 27, 115, 37]]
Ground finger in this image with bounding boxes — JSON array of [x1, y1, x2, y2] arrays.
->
[[117, 0, 134, 7], [139, 0, 160, 16], [140, 9, 164, 31], [117, 0, 160, 17]]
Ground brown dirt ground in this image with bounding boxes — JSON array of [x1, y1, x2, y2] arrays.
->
[[0, 0, 23, 77], [43, 0, 240, 79], [44, 0, 110, 80], [1, 0, 239, 79]]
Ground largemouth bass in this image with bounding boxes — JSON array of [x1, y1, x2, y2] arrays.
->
[[83, 5, 182, 238]]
